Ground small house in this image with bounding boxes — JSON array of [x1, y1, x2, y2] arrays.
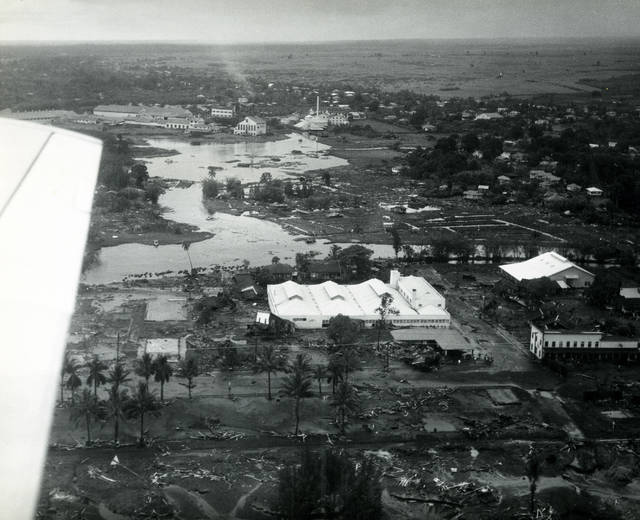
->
[[308, 260, 342, 281], [586, 187, 603, 197]]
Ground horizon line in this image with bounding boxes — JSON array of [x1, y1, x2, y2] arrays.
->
[[2, 35, 640, 46]]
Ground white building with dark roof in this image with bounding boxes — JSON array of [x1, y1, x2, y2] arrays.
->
[[267, 270, 450, 329], [500, 252, 594, 289]]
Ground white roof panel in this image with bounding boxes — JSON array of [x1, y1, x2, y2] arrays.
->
[[499, 252, 592, 282]]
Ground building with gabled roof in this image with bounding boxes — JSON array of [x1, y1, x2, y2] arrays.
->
[[234, 115, 267, 136], [267, 270, 450, 329], [499, 252, 594, 289]]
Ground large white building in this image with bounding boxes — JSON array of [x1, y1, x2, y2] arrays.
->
[[211, 106, 235, 119], [500, 252, 594, 289], [267, 270, 450, 329], [530, 322, 638, 361], [234, 116, 267, 136]]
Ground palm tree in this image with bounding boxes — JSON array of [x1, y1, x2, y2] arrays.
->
[[313, 365, 327, 396], [86, 356, 108, 398], [65, 368, 82, 404], [375, 293, 399, 351], [327, 355, 344, 395], [339, 349, 360, 382], [105, 386, 128, 444], [59, 354, 78, 403], [178, 357, 199, 399], [153, 355, 173, 402], [281, 367, 313, 435], [134, 352, 155, 386], [331, 381, 360, 434], [70, 389, 100, 445], [256, 345, 284, 400], [289, 353, 312, 376], [107, 362, 131, 393], [181, 241, 194, 274], [126, 382, 160, 447]]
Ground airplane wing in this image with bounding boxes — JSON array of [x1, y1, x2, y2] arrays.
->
[[0, 118, 102, 519]]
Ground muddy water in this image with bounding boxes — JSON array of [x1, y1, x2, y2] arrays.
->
[[82, 134, 399, 284]]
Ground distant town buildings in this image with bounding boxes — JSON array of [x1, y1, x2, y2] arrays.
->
[[234, 115, 267, 136], [499, 252, 594, 289], [267, 270, 450, 330], [91, 104, 212, 132]]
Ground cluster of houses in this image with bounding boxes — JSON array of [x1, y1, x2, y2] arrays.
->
[[497, 251, 639, 362]]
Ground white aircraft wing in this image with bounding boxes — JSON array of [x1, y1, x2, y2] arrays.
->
[[0, 118, 102, 519]]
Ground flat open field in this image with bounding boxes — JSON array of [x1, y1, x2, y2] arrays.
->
[[3, 39, 640, 100]]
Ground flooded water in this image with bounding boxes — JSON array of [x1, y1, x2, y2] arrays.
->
[[140, 133, 346, 182], [82, 134, 397, 284]]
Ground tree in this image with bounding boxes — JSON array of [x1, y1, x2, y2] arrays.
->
[[260, 171, 272, 184], [107, 362, 131, 393], [375, 293, 399, 366], [226, 177, 244, 199], [105, 386, 128, 444], [402, 244, 415, 263], [207, 166, 218, 178], [70, 389, 100, 445], [390, 227, 402, 259], [134, 352, 155, 386], [181, 241, 194, 274], [327, 355, 344, 395], [272, 255, 280, 264], [328, 244, 342, 260], [202, 177, 221, 199], [60, 354, 78, 403], [144, 182, 164, 204], [289, 353, 313, 377], [322, 171, 331, 186], [153, 355, 173, 402], [525, 445, 541, 516], [86, 356, 108, 399], [277, 449, 382, 520], [335, 349, 361, 382], [326, 314, 360, 347], [337, 245, 373, 281], [331, 382, 360, 434], [256, 345, 285, 400], [126, 382, 160, 447], [178, 357, 199, 399], [587, 270, 621, 308], [131, 163, 149, 188], [461, 132, 480, 153], [313, 365, 327, 396], [65, 368, 82, 404], [281, 357, 314, 435]]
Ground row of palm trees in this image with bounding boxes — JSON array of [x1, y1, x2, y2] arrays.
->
[[61, 346, 362, 444], [261, 348, 362, 435], [61, 353, 200, 446]]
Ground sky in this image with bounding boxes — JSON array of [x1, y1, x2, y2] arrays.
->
[[1, 0, 640, 42]]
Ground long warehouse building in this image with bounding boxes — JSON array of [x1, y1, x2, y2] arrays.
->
[[267, 270, 450, 329]]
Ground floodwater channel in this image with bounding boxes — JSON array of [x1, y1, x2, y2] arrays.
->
[[82, 133, 395, 284]]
